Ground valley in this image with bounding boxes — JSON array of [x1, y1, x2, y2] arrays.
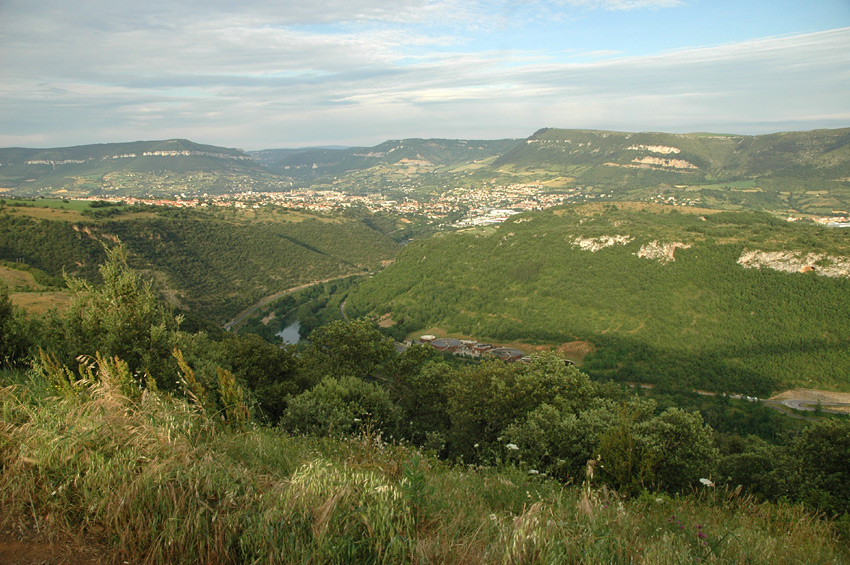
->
[[3, 128, 850, 564]]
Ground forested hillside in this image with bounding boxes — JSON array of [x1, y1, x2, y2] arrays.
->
[[0, 204, 399, 323], [347, 204, 850, 394]]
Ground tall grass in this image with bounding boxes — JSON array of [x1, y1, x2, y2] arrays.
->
[[1, 360, 847, 564]]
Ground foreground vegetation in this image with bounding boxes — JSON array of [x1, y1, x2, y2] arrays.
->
[[1, 243, 849, 562], [2, 364, 847, 564]]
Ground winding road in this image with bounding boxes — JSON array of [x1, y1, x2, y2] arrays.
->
[[223, 274, 367, 331], [627, 383, 850, 418]]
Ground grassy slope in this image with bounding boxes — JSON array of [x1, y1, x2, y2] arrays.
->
[[1, 367, 845, 564], [347, 204, 850, 393]]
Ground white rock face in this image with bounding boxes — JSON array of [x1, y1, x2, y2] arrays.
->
[[636, 241, 691, 263], [737, 250, 850, 277], [631, 156, 698, 169], [627, 144, 681, 154], [570, 235, 633, 252]]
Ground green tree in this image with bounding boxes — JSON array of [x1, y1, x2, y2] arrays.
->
[[633, 407, 719, 493], [389, 348, 453, 451], [280, 375, 401, 438], [789, 418, 850, 515], [47, 243, 182, 387], [446, 354, 594, 460], [300, 318, 396, 384], [0, 282, 34, 367], [220, 333, 303, 422]]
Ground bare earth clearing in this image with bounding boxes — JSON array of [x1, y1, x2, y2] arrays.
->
[[770, 389, 850, 414], [0, 527, 102, 565]]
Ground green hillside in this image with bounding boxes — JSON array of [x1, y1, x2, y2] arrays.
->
[[347, 204, 850, 394], [0, 204, 400, 323]]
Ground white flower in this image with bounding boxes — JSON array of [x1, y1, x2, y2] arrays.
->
[[528, 469, 539, 475], [699, 478, 715, 487], [505, 443, 519, 451], [353, 418, 361, 423]]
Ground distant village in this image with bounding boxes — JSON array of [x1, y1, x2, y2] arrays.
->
[[73, 182, 585, 226], [62, 182, 850, 229]]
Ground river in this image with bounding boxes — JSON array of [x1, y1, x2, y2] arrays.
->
[[276, 320, 301, 345]]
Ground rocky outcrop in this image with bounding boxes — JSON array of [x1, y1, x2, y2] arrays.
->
[[636, 241, 691, 263], [570, 235, 633, 252], [737, 250, 850, 277], [631, 156, 698, 169], [627, 144, 681, 154]]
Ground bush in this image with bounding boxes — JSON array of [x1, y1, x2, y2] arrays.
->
[[281, 375, 401, 438]]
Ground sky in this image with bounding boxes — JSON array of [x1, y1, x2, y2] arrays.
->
[[1, 0, 849, 150]]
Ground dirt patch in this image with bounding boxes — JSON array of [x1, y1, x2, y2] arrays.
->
[[10, 292, 73, 315], [0, 528, 103, 565], [770, 388, 850, 403], [554, 341, 596, 363], [378, 313, 396, 328]]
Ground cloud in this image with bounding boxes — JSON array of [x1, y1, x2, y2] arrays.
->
[[0, 0, 848, 148]]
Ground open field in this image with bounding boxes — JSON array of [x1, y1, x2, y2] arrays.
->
[[1, 205, 89, 222], [10, 291, 72, 315], [0, 266, 43, 291]]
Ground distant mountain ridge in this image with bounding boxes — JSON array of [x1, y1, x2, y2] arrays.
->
[[496, 127, 850, 181], [251, 138, 522, 178], [3, 128, 850, 213], [0, 139, 250, 165], [0, 139, 266, 196]]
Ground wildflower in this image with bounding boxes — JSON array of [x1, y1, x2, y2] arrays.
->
[[506, 443, 519, 451], [528, 469, 539, 475], [655, 497, 663, 504], [699, 478, 715, 487], [474, 443, 479, 448], [353, 418, 362, 423], [697, 531, 707, 539]]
